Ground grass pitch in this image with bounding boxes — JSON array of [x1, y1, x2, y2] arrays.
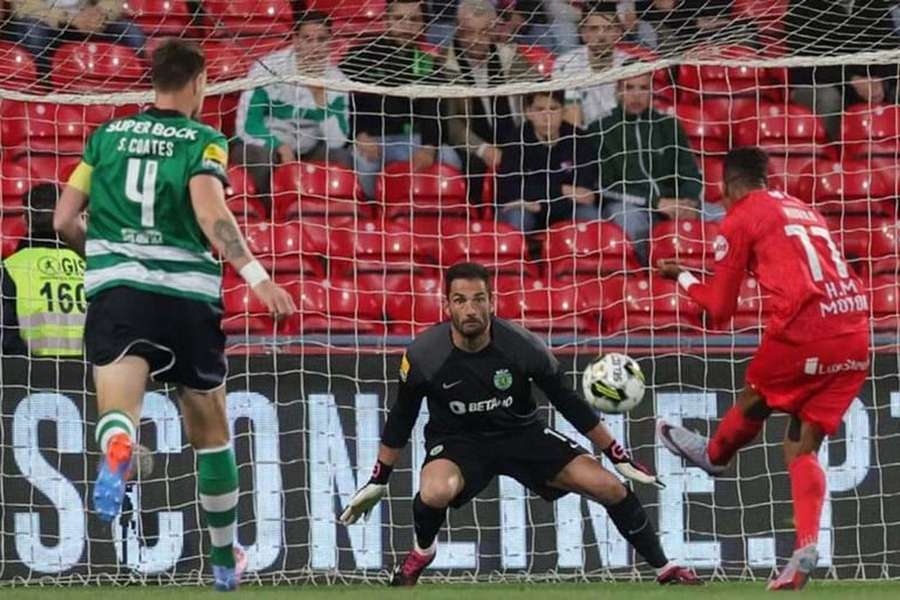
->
[[1, 582, 898, 599]]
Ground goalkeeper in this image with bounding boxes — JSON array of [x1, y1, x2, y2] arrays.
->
[[340, 262, 699, 586]]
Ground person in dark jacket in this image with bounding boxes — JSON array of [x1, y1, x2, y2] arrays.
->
[[340, 0, 461, 199], [441, 0, 539, 206], [497, 90, 600, 232], [785, 0, 898, 140], [597, 69, 703, 262]]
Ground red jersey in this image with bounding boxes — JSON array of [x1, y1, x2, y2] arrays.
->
[[681, 189, 869, 344]]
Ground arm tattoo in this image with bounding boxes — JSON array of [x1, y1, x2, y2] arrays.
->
[[213, 219, 246, 261]]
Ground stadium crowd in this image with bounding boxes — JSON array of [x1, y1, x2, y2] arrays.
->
[[2, 0, 900, 346]]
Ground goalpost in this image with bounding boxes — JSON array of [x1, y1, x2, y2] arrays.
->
[[0, 0, 899, 585]]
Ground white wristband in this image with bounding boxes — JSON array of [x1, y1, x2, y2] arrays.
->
[[677, 271, 700, 292], [476, 143, 489, 159], [239, 260, 270, 288]]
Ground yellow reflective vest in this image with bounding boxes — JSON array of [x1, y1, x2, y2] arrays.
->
[[3, 247, 86, 356]]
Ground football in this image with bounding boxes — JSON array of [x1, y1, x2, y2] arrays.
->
[[581, 352, 646, 413]]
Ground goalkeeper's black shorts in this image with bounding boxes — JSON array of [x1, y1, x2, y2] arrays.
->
[[84, 286, 227, 391], [422, 423, 587, 508]]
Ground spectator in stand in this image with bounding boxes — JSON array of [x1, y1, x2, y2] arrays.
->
[[785, 0, 898, 140], [496, 90, 599, 232], [233, 11, 352, 195], [596, 68, 702, 263], [633, 0, 701, 53], [688, 0, 749, 43], [844, 63, 899, 108], [442, 0, 539, 205], [616, 1, 659, 48], [553, 1, 628, 128], [493, 0, 558, 49], [2, 1, 146, 80], [1, 184, 85, 356], [340, 0, 462, 199], [542, 0, 583, 54]]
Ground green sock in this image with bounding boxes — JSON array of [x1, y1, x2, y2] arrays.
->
[[198, 445, 239, 568], [95, 410, 135, 453]]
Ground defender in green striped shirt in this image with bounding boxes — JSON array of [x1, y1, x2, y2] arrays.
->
[[53, 39, 295, 592]]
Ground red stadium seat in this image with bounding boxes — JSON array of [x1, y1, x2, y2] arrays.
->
[[768, 155, 816, 196], [869, 275, 900, 332], [735, 103, 828, 156], [649, 220, 720, 271], [543, 220, 641, 278], [19, 155, 80, 184], [378, 162, 469, 219], [827, 215, 900, 275], [271, 221, 325, 276], [227, 196, 267, 224], [325, 219, 418, 276], [438, 220, 530, 275], [518, 44, 555, 78], [201, 41, 253, 83], [841, 103, 900, 158], [606, 276, 702, 334], [272, 161, 363, 222], [282, 278, 385, 335], [796, 159, 893, 215], [51, 42, 146, 92], [203, 0, 293, 35], [497, 284, 597, 335], [226, 165, 257, 199], [675, 104, 729, 155], [403, 217, 489, 259], [724, 277, 770, 332], [201, 93, 239, 137], [1, 216, 27, 257], [385, 276, 443, 335], [0, 162, 30, 213], [0, 101, 96, 154], [702, 157, 724, 203], [242, 221, 275, 268], [222, 276, 274, 334], [0, 101, 28, 150], [702, 96, 770, 123], [678, 45, 779, 102], [123, 0, 193, 35], [0, 41, 38, 90]]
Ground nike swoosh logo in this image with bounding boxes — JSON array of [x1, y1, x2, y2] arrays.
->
[[442, 381, 462, 390], [627, 518, 648, 536]]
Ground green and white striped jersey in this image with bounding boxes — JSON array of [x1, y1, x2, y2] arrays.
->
[[80, 107, 229, 304]]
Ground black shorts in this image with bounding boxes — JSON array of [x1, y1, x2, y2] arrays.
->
[[84, 286, 227, 391], [423, 424, 587, 508]]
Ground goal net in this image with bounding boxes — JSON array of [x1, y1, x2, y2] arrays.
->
[[1, 0, 899, 586]]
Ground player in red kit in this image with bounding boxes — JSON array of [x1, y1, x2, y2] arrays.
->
[[656, 147, 870, 591]]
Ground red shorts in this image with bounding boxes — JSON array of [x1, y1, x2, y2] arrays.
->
[[745, 330, 870, 435]]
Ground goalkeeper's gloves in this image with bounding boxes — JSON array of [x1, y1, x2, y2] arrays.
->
[[339, 460, 392, 525], [603, 440, 665, 489]]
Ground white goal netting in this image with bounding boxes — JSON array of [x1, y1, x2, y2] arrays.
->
[[1, 0, 899, 586]]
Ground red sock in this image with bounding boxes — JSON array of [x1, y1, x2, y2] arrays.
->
[[707, 405, 764, 465], [789, 453, 825, 549]]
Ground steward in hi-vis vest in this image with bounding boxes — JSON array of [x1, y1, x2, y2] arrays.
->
[[1, 184, 85, 356]]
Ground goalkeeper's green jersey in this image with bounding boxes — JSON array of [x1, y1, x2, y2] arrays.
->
[[74, 107, 229, 305]]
